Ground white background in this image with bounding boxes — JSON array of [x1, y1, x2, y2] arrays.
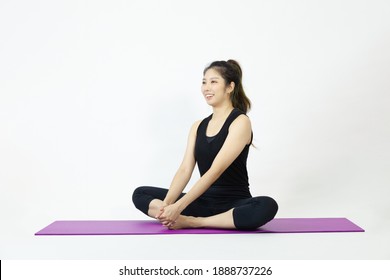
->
[[0, 0, 389, 259]]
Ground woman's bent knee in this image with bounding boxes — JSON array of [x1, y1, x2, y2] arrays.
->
[[132, 186, 168, 215], [233, 196, 278, 230], [132, 186, 152, 214]]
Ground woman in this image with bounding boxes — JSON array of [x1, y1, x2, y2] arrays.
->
[[132, 60, 278, 230]]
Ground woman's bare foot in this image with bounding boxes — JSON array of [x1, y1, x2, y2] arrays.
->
[[168, 215, 201, 230]]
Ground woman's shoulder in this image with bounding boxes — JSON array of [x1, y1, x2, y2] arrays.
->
[[189, 119, 203, 135], [230, 112, 251, 131], [191, 113, 212, 130], [192, 119, 202, 129], [231, 108, 251, 124], [229, 112, 252, 144]]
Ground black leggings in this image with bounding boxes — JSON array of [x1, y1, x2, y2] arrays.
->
[[132, 186, 278, 230]]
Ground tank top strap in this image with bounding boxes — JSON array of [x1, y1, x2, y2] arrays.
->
[[196, 113, 212, 137], [223, 108, 244, 128]]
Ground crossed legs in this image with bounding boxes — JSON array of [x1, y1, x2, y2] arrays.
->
[[132, 186, 278, 230]]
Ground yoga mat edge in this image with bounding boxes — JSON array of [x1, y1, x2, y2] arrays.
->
[[35, 217, 364, 236]]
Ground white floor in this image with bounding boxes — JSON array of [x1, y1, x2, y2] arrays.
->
[[3, 179, 390, 260]]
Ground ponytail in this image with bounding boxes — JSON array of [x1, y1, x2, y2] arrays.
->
[[204, 59, 251, 113]]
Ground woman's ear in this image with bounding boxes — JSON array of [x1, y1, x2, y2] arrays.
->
[[228, 81, 235, 94]]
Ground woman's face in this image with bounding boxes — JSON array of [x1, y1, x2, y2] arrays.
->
[[201, 68, 233, 107]]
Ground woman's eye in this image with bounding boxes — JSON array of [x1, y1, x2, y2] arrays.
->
[[211, 80, 217, 83]]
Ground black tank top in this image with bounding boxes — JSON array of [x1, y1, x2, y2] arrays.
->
[[195, 108, 252, 198]]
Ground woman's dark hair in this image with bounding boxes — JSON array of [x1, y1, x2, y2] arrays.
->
[[203, 59, 251, 113]]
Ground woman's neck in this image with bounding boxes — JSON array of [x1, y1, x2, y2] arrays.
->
[[211, 104, 234, 120]]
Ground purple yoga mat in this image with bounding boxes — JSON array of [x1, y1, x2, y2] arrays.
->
[[35, 218, 364, 235]]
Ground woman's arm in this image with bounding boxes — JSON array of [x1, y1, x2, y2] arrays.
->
[[159, 115, 252, 223], [162, 120, 201, 205]]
